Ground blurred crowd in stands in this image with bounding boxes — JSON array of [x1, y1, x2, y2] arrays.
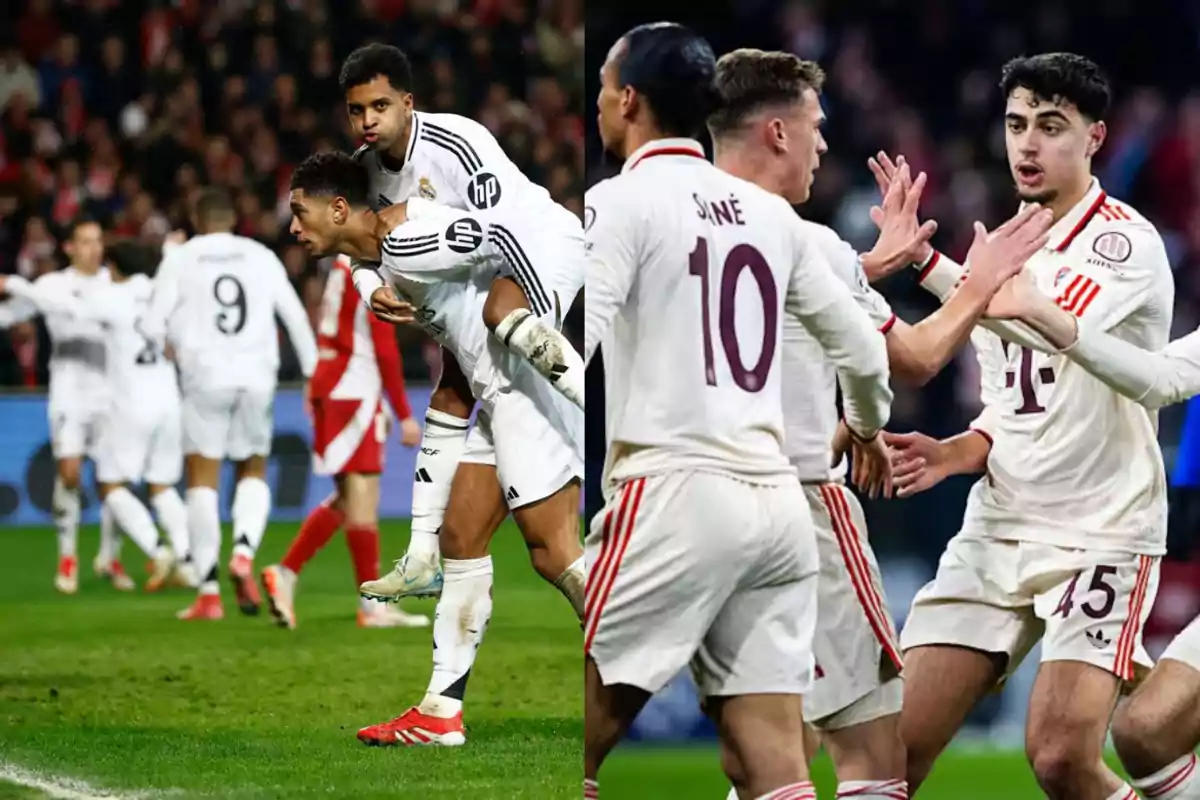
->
[[0, 0, 584, 385]]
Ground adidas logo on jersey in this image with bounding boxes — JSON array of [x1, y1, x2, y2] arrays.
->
[[1086, 628, 1111, 649]]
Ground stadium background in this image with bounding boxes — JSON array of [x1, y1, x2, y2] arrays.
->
[[585, 0, 1200, 787], [0, 0, 584, 523], [0, 2, 584, 798]]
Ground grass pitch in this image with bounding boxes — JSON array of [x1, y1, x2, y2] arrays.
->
[[0, 521, 581, 799]]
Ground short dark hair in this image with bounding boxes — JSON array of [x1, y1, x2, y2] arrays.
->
[[708, 49, 825, 138], [105, 240, 153, 277], [339, 43, 413, 94], [290, 151, 370, 207], [617, 23, 721, 138], [195, 187, 235, 221], [999, 53, 1111, 122], [67, 215, 101, 239]]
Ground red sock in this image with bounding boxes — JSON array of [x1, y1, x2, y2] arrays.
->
[[345, 525, 380, 584], [281, 504, 344, 574]]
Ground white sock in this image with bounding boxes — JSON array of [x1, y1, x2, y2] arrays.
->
[[419, 556, 493, 718], [1133, 754, 1200, 799], [837, 779, 908, 799], [98, 501, 118, 564], [105, 487, 161, 559], [151, 488, 190, 560], [1105, 783, 1138, 800], [755, 782, 816, 800], [553, 556, 584, 620], [726, 789, 739, 800], [494, 308, 584, 409], [231, 477, 270, 560], [187, 486, 221, 596], [408, 409, 469, 562], [52, 477, 80, 559], [584, 778, 598, 799]]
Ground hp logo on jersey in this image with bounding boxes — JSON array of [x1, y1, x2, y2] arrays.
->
[[446, 218, 485, 253], [468, 172, 502, 209]]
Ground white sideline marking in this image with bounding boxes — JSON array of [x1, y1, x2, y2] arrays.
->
[[0, 762, 167, 800]]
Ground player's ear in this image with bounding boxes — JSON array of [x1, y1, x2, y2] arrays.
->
[[766, 117, 787, 155], [331, 197, 350, 225], [1086, 120, 1106, 158], [620, 86, 638, 122]]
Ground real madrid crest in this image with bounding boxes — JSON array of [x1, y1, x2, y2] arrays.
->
[[418, 177, 437, 200]]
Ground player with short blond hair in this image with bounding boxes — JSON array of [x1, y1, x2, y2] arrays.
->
[[708, 47, 1052, 800]]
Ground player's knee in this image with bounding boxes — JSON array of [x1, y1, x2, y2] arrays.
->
[[1026, 734, 1093, 797], [1110, 699, 1157, 767], [57, 460, 80, 489], [439, 516, 487, 560]]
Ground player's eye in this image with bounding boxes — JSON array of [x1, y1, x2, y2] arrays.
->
[[374, 101, 388, 111], [1042, 123, 1061, 135]]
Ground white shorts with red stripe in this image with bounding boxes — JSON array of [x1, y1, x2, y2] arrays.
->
[[584, 470, 819, 698], [901, 532, 1159, 686], [1162, 613, 1200, 672], [803, 483, 903, 725]]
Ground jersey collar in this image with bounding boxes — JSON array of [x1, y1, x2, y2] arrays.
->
[[404, 110, 421, 166], [1024, 177, 1107, 253], [622, 138, 706, 173]]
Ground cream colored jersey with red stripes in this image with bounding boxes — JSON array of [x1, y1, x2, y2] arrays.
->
[[922, 180, 1173, 555], [783, 221, 896, 482]]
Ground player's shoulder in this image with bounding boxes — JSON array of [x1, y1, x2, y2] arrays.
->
[[417, 111, 495, 145], [1078, 191, 1167, 267]]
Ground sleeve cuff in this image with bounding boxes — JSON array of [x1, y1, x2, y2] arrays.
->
[[968, 427, 994, 447], [879, 314, 897, 335], [916, 250, 941, 284]]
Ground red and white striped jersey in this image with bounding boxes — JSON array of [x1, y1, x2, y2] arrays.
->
[[918, 179, 1173, 555], [310, 257, 412, 420]]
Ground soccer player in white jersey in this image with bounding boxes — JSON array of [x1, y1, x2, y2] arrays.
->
[[260, 255, 428, 630], [0, 217, 137, 592], [584, 24, 896, 800], [0, 241, 193, 590], [142, 188, 319, 621], [859, 54, 1173, 800], [953, 258, 1200, 799], [285, 151, 585, 748], [705, 49, 1053, 800], [338, 43, 588, 600]]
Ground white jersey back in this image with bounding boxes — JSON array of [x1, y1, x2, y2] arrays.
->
[[143, 232, 317, 392], [376, 198, 503, 402], [783, 222, 896, 482], [91, 275, 179, 410], [585, 139, 893, 491]]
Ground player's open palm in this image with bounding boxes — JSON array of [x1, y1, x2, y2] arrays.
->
[[985, 267, 1041, 320], [862, 161, 938, 282], [963, 205, 1053, 294], [884, 431, 950, 497]]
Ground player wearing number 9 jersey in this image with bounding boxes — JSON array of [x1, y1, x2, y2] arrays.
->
[[582, 23, 892, 800], [142, 188, 318, 621]]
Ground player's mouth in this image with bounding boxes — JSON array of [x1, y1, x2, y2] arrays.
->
[[363, 132, 379, 144], [1016, 163, 1044, 186]]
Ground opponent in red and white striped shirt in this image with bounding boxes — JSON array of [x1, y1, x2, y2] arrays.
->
[[261, 256, 428, 630]]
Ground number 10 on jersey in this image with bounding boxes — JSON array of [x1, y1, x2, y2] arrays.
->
[[688, 237, 778, 393]]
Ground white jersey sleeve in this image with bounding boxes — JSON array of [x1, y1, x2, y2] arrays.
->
[[1068, 326, 1200, 409], [141, 245, 182, 341], [3, 275, 112, 323], [783, 217, 892, 439], [803, 221, 896, 330], [416, 115, 526, 219], [349, 257, 385, 305], [0, 293, 39, 326], [379, 199, 495, 282], [583, 181, 640, 368], [270, 253, 318, 379]]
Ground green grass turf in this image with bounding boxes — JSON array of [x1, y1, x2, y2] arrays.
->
[[0, 521, 581, 799], [602, 744, 1133, 798]]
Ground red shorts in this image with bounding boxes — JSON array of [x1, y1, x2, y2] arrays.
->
[[311, 396, 387, 476]]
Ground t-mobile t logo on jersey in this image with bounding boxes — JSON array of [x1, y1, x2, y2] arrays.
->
[[468, 173, 502, 209]]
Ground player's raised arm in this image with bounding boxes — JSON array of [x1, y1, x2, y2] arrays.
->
[[582, 183, 638, 369], [269, 252, 318, 380], [140, 241, 183, 341], [0, 274, 111, 323], [992, 269, 1200, 410], [784, 216, 892, 440], [377, 200, 493, 282]]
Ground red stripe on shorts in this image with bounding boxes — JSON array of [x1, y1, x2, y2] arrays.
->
[[584, 478, 645, 654], [821, 485, 903, 671], [1114, 555, 1154, 681]]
